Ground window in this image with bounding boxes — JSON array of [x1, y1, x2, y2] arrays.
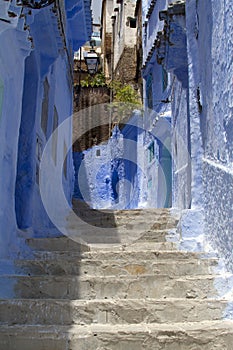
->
[[41, 78, 49, 136], [148, 141, 155, 163], [96, 149, 101, 157], [129, 17, 136, 28]]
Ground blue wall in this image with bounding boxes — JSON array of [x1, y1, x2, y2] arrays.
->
[[0, 0, 92, 258], [73, 121, 143, 210]]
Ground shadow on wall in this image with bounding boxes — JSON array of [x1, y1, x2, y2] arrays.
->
[[15, 52, 38, 230], [197, 0, 213, 153]]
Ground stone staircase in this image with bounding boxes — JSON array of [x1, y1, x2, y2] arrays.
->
[[0, 208, 233, 349]]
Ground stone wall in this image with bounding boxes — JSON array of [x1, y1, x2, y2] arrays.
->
[[73, 86, 111, 152], [114, 47, 137, 86]]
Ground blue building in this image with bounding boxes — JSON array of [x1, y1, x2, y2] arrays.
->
[[141, 0, 173, 208], [73, 112, 144, 210], [141, 0, 233, 270], [0, 0, 92, 258]]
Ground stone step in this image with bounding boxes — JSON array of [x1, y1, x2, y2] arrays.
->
[[26, 240, 176, 253], [72, 204, 172, 218], [61, 229, 178, 244], [71, 203, 179, 229], [68, 218, 178, 233], [0, 298, 232, 326], [0, 321, 233, 350], [25, 228, 178, 248], [136, 229, 178, 242], [25, 237, 90, 252], [0, 274, 229, 299], [88, 241, 177, 251], [115, 219, 178, 230], [33, 249, 206, 262], [12, 257, 218, 277], [72, 207, 180, 226]]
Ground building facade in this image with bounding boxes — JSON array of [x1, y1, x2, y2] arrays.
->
[[0, 0, 92, 258], [101, 0, 138, 86], [140, 0, 173, 209], [101, 0, 114, 80], [141, 0, 233, 268]]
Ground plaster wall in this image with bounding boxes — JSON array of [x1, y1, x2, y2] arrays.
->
[[30, 54, 74, 236], [73, 127, 124, 209], [73, 118, 143, 210], [113, 0, 137, 71], [0, 28, 30, 258], [0, 0, 91, 258], [171, 79, 191, 210], [106, 0, 114, 33], [166, 0, 233, 258], [124, 0, 137, 48], [101, 0, 113, 78], [141, 0, 173, 209], [142, 0, 167, 64], [196, 0, 233, 268]]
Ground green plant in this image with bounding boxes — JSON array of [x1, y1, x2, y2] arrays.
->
[[79, 74, 142, 121], [112, 82, 141, 105], [80, 72, 107, 87], [107, 81, 142, 123]]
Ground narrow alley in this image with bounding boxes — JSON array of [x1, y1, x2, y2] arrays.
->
[[0, 0, 233, 348]]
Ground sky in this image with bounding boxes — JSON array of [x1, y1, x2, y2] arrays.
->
[[92, 0, 102, 24]]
